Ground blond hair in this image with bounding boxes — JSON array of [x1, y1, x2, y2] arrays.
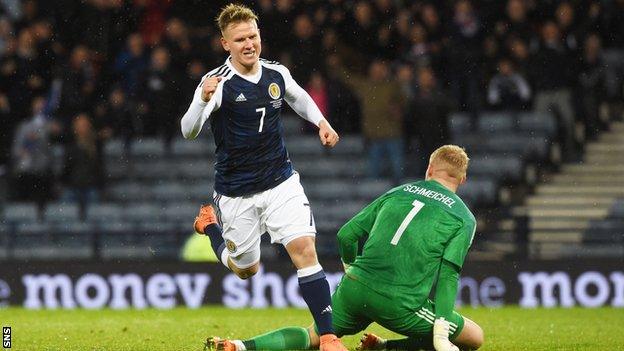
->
[[216, 3, 259, 34], [429, 145, 469, 179]]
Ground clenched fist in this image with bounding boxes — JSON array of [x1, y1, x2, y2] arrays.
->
[[201, 76, 222, 102], [318, 119, 339, 148]]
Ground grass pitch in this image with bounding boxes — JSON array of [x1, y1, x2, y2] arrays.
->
[[2, 306, 623, 350]]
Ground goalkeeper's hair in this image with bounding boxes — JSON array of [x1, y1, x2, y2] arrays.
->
[[216, 3, 259, 34], [429, 145, 469, 180]]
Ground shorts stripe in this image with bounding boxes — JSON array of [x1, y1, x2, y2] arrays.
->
[[213, 194, 223, 227], [415, 311, 434, 324], [421, 307, 458, 328], [417, 308, 457, 332]]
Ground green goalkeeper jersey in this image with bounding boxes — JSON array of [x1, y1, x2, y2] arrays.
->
[[337, 180, 476, 309]]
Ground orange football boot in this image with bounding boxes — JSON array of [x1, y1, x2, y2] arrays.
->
[[194, 204, 218, 234], [205, 336, 237, 351], [357, 333, 386, 351], [320, 334, 348, 351]]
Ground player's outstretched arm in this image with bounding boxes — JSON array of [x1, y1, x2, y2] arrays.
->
[[180, 76, 222, 139], [281, 68, 339, 147]]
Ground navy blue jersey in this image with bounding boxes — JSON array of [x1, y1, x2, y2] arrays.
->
[[204, 59, 294, 196], [181, 57, 325, 197]]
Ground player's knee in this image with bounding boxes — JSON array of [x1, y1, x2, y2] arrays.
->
[[468, 323, 484, 349], [287, 237, 318, 266], [234, 264, 259, 280], [456, 319, 484, 350], [298, 244, 317, 262]]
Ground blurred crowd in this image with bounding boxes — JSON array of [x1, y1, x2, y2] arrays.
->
[[1, 0, 623, 214]]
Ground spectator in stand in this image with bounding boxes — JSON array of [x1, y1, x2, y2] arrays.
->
[[322, 53, 362, 135], [556, 2, 580, 52], [181, 58, 206, 112], [487, 57, 531, 111], [405, 66, 454, 175], [506, 36, 531, 74], [163, 18, 194, 72], [30, 19, 58, 83], [0, 17, 12, 56], [60, 113, 104, 219], [135, 0, 170, 46], [0, 32, 17, 94], [447, 0, 482, 114], [290, 13, 321, 83], [56, 45, 96, 130], [305, 71, 329, 134], [601, 0, 624, 104], [346, 1, 378, 60], [93, 86, 136, 148], [0, 93, 11, 167], [495, 0, 534, 45], [332, 56, 406, 183], [576, 33, 606, 141], [530, 21, 577, 160], [11, 28, 45, 119], [78, 0, 116, 60], [482, 35, 501, 79], [419, 3, 446, 76], [114, 32, 149, 97], [404, 22, 433, 68], [138, 46, 181, 147], [11, 96, 60, 216], [304, 70, 362, 136]]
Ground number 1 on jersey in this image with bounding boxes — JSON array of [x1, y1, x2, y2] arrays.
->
[[256, 107, 266, 132], [390, 199, 425, 245]]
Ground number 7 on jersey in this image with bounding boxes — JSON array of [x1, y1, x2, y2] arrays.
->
[[256, 107, 266, 132], [391, 199, 425, 245]]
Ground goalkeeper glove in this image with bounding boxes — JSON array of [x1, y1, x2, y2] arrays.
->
[[433, 318, 459, 351]]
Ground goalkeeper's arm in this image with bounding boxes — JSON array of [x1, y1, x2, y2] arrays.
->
[[433, 259, 461, 351], [336, 221, 367, 266]]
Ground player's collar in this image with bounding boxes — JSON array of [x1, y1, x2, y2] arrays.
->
[[225, 56, 262, 84]]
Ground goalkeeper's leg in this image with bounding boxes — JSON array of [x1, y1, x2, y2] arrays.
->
[[376, 317, 483, 351], [450, 317, 483, 350], [206, 327, 312, 351]]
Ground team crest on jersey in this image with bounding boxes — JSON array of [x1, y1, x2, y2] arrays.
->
[[268, 83, 281, 99], [226, 239, 237, 253]]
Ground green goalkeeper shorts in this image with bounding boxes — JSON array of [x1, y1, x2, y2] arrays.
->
[[329, 274, 465, 340]]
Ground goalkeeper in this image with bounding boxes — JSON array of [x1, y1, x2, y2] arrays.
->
[[208, 145, 484, 351]]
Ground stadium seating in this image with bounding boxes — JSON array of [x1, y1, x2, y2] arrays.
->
[[0, 111, 566, 260], [522, 121, 624, 259]]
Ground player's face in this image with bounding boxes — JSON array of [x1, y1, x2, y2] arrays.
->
[[221, 20, 262, 73]]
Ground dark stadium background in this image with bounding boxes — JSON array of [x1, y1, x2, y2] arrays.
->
[[0, 0, 623, 309]]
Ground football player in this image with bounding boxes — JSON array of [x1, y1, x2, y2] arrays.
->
[[180, 4, 344, 351], [206, 145, 484, 351]]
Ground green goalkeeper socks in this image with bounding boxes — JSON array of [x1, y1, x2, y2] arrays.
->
[[242, 327, 310, 350]]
